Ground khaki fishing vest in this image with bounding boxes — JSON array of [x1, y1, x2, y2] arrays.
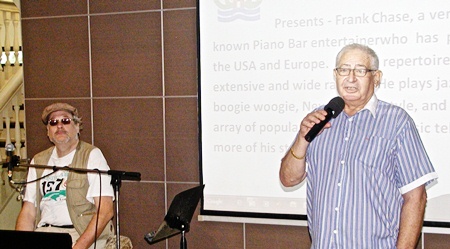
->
[[33, 141, 113, 240]]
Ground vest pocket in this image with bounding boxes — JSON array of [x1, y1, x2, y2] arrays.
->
[[66, 179, 93, 213], [67, 178, 85, 188]]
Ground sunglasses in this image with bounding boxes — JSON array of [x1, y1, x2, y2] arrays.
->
[[48, 118, 72, 126]]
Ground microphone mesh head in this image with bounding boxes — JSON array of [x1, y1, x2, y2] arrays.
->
[[6, 143, 15, 152], [325, 97, 345, 118]]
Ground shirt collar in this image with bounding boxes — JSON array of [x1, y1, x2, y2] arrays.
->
[[360, 94, 378, 117], [51, 147, 76, 159]]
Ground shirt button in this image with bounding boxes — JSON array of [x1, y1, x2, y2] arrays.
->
[[335, 207, 339, 211], [337, 183, 341, 187], [333, 230, 338, 234], [344, 137, 349, 141], [340, 160, 345, 165]]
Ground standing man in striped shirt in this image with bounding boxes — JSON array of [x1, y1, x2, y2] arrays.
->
[[280, 43, 438, 249]]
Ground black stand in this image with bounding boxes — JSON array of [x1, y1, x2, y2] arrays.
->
[[144, 185, 204, 249], [108, 170, 141, 249], [12, 164, 141, 249], [180, 230, 187, 249]]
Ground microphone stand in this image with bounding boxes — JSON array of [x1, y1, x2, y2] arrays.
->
[[12, 164, 141, 249], [108, 170, 141, 249]]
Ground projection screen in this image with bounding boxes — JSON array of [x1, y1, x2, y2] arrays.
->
[[199, 0, 450, 227]]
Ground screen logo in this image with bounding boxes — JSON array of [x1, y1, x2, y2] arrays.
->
[[214, 0, 263, 22]]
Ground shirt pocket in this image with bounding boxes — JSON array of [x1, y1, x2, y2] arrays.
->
[[357, 135, 391, 169]]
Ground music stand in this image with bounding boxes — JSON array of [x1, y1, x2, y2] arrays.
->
[[144, 185, 204, 249]]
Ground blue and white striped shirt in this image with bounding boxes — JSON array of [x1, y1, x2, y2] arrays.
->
[[306, 95, 438, 249]]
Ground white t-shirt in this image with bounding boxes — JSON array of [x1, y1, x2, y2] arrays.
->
[[23, 147, 114, 227]]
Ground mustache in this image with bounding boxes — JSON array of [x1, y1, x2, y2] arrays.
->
[[54, 129, 68, 135]]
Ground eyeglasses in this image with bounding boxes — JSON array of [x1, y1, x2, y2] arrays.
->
[[48, 118, 72, 126], [335, 68, 376, 77]]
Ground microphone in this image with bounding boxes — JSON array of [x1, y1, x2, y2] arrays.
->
[[305, 97, 345, 142], [5, 143, 15, 181]]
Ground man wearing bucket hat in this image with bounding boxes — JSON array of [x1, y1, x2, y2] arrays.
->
[[16, 103, 115, 249]]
